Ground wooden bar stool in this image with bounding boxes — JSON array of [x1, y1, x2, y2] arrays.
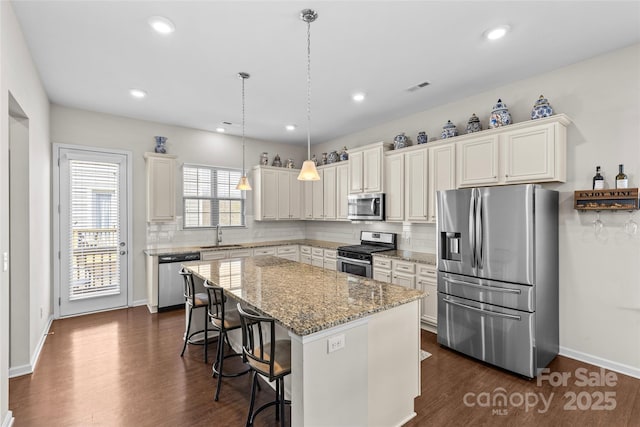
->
[[204, 281, 250, 401], [179, 268, 210, 362], [237, 303, 291, 427]]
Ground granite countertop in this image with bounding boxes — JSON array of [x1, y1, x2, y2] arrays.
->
[[143, 239, 345, 256], [375, 250, 437, 265], [184, 256, 423, 336]]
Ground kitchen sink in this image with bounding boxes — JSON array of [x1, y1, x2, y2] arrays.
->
[[200, 244, 244, 249]]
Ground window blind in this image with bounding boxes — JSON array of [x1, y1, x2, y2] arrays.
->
[[183, 165, 245, 228]]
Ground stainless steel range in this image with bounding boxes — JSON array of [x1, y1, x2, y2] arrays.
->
[[337, 231, 396, 278]]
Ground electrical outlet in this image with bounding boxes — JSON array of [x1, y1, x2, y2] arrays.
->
[[327, 334, 345, 353]]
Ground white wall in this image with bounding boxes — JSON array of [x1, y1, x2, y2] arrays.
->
[[50, 105, 308, 302], [1, 0, 52, 422], [313, 44, 640, 373]]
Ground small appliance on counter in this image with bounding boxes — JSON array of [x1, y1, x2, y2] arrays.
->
[[337, 231, 396, 278], [436, 184, 559, 378], [347, 193, 385, 221]]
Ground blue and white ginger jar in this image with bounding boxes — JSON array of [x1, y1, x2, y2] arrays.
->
[[339, 147, 349, 161], [466, 114, 483, 134], [393, 132, 410, 149], [530, 95, 554, 120], [417, 131, 428, 144], [154, 136, 167, 154], [441, 120, 458, 139], [327, 150, 339, 164], [489, 99, 512, 128]]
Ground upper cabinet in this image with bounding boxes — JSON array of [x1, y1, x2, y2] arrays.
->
[[384, 152, 404, 222], [336, 163, 349, 220], [253, 166, 302, 221], [404, 149, 429, 222], [305, 163, 349, 221], [457, 114, 570, 187], [144, 153, 177, 223], [427, 143, 456, 222], [348, 142, 387, 194]]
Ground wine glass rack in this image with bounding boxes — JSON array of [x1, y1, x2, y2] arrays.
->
[[574, 188, 639, 211]]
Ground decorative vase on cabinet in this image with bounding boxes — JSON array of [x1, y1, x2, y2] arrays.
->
[[489, 99, 512, 128], [154, 136, 167, 154], [441, 120, 458, 139], [531, 95, 554, 120]]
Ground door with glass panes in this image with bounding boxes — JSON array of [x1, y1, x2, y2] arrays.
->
[[57, 147, 129, 316]]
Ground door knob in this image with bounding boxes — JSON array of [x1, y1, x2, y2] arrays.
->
[[120, 250, 127, 255]]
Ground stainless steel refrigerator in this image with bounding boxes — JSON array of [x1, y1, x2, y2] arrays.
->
[[436, 184, 558, 378]]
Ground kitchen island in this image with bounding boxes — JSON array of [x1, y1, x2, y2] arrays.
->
[[185, 255, 423, 427]]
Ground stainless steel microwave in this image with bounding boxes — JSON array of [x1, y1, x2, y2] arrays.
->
[[347, 193, 385, 221]]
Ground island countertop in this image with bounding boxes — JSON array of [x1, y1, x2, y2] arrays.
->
[[184, 256, 423, 336]]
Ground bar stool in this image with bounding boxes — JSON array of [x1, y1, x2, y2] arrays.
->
[[204, 281, 250, 401], [179, 268, 210, 363], [237, 303, 291, 427]]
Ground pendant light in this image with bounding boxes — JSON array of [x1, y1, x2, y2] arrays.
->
[[236, 72, 252, 191], [297, 9, 321, 181]]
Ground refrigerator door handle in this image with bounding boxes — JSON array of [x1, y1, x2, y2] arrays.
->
[[443, 298, 522, 320], [469, 189, 476, 268], [476, 191, 484, 269], [443, 277, 521, 294]]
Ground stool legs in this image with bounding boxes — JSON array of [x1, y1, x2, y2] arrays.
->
[[180, 305, 209, 362], [180, 306, 193, 357]]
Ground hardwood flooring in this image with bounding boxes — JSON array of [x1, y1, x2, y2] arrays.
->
[[9, 307, 640, 426]]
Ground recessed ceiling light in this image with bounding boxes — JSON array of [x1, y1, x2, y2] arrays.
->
[[216, 127, 226, 133], [352, 93, 366, 102], [285, 124, 297, 131], [148, 16, 175, 34], [129, 88, 147, 99], [485, 25, 510, 41]]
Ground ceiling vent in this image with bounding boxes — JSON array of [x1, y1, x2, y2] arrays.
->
[[407, 81, 431, 92]]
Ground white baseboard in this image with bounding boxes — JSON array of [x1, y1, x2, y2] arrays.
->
[[2, 411, 14, 427], [559, 346, 640, 379], [132, 299, 148, 307], [9, 315, 53, 378]]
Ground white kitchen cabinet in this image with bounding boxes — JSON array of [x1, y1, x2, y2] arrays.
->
[[201, 250, 230, 261], [276, 245, 299, 262], [457, 135, 500, 187], [323, 249, 337, 271], [384, 152, 404, 222], [300, 246, 312, 265], [417, 264, 437, 326], [404, 149, 429, 222], [312, 171, 324, 220], [457, 114, 569, 187], [323, 166, 337, 220], [348, 142, 386, 194], [336, 164, 349, 221], [277, 170, 302, 220], [303, 181, 313, 219], [372, 256, 392, 283], [502, 122, 566, 183], [253, 166, 301, 221], [392, 259, 416, 289], [428, 143, 456, 222], [144, 153, 177, 223], [253, 247, 277, 256], [229, 248, 253, 258]]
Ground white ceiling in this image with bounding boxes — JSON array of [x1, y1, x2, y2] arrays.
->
[[11, 1, 640, 145]]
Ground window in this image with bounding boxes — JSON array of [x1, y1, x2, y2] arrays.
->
[[183, 165, 245, 228]]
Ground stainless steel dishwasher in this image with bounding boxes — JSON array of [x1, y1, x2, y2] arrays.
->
[[158, 252, 201, 311]]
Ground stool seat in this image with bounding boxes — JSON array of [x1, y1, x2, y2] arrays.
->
[[248, 341, 291, 378], [193, 292, 208, 307], [210, 309, 242, 330]]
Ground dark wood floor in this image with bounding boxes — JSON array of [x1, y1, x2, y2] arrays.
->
[[9, 307, 640, 426]]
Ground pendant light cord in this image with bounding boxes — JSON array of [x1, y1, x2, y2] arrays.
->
[[242, 75, 246, 175], [306, 18, 312, 160]]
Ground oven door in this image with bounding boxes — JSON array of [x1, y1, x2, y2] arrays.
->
[[337, 256, 372, 278]]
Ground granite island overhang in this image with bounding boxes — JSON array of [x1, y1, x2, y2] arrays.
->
[[184, 255, 424, 426]]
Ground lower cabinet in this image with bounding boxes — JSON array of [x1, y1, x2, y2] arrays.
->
[[311, 247, 324, 268], [392, 260, 416, 289], [417, 264, 437, 326], [323, 249, 337, 271], [372, 256, 392, 283], [276, 245, 299, 262], [300, 245, 312, 264], [253, 247, 277, 256]]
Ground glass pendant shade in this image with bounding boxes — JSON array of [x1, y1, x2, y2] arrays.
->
[[298, 160, 320, 181], [236, 175, 252, 190]]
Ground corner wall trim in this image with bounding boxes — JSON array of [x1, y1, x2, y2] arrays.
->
[[8, 315, 53, 378], [559, 346, 640, 379], [2, 411, 14, 427]]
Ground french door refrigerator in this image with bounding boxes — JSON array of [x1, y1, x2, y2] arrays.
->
[[436, 184, 559, 378]]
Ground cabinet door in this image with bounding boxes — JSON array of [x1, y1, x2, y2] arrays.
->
[[373, 269, 392, 283], [392, 272, 415, 289], [312, 170, 324, 219], [277, 170, 291, 219], [363, 147, 383, 193], [457, 136, 500, 187], [349, 150, 364, 193], [336, 164, 349, 220], [323, 166, 337, 220], [146, 155, 176, 222], [418, 279, 437, 325], [405, 149, 428, 222], [503, 123, 556, 183], [303, 181, 314, 219], [428, 144, 456, 222], [260, 169, 278, 220], [289, 172, 302, 219], [384, 153, 404, 222]]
